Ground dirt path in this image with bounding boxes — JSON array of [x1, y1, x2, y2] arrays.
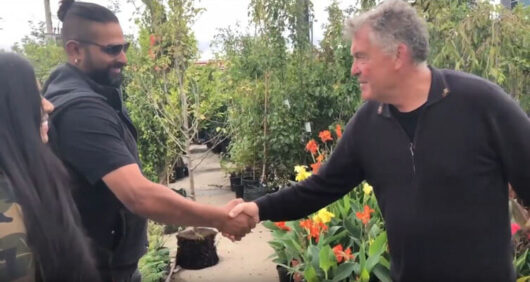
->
[[165, 145, 278, 282]]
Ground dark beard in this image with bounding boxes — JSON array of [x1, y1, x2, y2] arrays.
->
[[87, 67, 124, 88]]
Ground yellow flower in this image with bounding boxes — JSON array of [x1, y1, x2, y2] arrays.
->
[[294, 165, 307, 173], [294, 165, 312, 181], [363, 182, 373, 195], [312, 208, 335, 224]]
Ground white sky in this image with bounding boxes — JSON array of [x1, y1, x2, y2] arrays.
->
[[0, 0, 350, 59]]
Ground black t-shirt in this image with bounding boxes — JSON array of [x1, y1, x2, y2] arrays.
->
[[54, 101, 137, 184], [51, 98, 147, 268], [389, 102, 426, 141]]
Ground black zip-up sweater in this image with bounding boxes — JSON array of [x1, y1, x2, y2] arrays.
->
[[257, 67, 530, 282]]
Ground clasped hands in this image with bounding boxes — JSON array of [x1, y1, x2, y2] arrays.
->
[[218, 199, 260, 241]]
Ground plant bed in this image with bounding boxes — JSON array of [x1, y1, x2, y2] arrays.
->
[[176, 227, 219, 269]]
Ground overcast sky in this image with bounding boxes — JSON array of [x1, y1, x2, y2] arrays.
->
[[0, 0, 350, 59]]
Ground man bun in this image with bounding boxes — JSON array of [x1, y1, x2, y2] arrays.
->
[[58, 0, 75, 22]]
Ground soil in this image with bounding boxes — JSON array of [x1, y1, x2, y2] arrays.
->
[[176, 227, 219, 270]]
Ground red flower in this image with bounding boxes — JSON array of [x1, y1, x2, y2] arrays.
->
[[310, 161, 321, 174], [333, 244, 344, 263], [319, 130, 333, 143], [149, 34, 156, 47], [336, 124, 342, 139], [333, 244, 354, 263], [305, 139, 318, 155], [299, 219, 312, 230], [511, 223, 521, 236], [274, 221, 291, 231], [300, 219, 327, 243], [356, 205, 375, 225], [343, 247, 354, 261], [309, 224, 321, 242]]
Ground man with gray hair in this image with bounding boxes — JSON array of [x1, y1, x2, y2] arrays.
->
[[229, 0, 530, 280]]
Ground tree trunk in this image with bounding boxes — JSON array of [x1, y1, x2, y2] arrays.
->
[[44, 0, 53, 40], [260, 73, 270, 183], [177, 61, 196, 201]]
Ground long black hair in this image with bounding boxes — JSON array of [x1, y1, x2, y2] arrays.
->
[[0, 53, 99, 281]]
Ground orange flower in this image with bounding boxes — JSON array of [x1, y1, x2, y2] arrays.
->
[[300, 219, 328, 243], [343, 247, 354, 260], [149, 34, 157, 47], [319, 130, 333, 143], [316, 154, 325, 163], [356, 205, 375, 225], [274, 221, 291, 231], [310, 161, 321, 174], [333, 244, 355, 263], [299, 219, 312, 230], [333, 244, 344, 263], [318, 222, 328, 232], [309, 224, 321, 242], [336, 124, 342, 139], [305, 139, 318, 155]]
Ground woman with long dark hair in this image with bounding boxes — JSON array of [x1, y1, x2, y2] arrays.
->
[[0, 52, 99, 281]]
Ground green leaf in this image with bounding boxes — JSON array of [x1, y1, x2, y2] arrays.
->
[[304, 265, 319, 282], [319, 245, 336, 278], [331, 262, 355, 282], [379, 256, 391, 269], [365, 251, 382, 272], [344, 216, 361, 239], [359, 243, 366, 269], [309, 245, 321, 271], [360, 268, 370, 282], [321, 230, 348, 246], [368, 232, 387, 256], [372, 264, 392, 282]]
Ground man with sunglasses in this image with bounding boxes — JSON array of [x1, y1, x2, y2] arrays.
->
[[43, 1, 254, 281]]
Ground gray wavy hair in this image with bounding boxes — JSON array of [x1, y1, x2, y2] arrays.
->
[[345, 0, 429, 64]]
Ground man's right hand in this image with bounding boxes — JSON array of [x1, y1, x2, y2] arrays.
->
[[220, 202, 260, 241]]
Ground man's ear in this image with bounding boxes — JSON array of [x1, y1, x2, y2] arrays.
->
[[64, 40, 83, 63], [394, 43, 409, 70]]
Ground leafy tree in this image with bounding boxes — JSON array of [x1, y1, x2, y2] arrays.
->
[[12, 21, 64, 84]]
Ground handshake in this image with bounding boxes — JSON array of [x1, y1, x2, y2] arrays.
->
[[217, 199, 260, 241]]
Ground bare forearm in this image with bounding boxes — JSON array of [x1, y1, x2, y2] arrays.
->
[[134, 183, 226, 229]]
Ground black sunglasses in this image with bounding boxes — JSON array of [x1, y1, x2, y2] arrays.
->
[[76, 39, 130, 56]]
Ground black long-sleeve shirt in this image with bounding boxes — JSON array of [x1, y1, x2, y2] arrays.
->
[[257, 67, 530, 282]]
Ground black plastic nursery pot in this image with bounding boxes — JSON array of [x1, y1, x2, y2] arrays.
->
[[243, 183, 267, 202], [176, 227, 219, 270], [229, 173, 242, 192], [276, 265, 295, 282]]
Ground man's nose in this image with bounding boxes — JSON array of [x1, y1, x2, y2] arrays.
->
[[351, 62, 360, 77], [117, 50, 128, 65]]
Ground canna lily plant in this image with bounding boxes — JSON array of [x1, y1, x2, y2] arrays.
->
[[265, 123, 391, 282]]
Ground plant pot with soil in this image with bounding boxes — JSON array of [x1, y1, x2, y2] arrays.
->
[[276, 265, 295, 282], [176, 227, 219, 270]]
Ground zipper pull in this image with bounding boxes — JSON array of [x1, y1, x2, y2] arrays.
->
[[409, 143, 416, 175]]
